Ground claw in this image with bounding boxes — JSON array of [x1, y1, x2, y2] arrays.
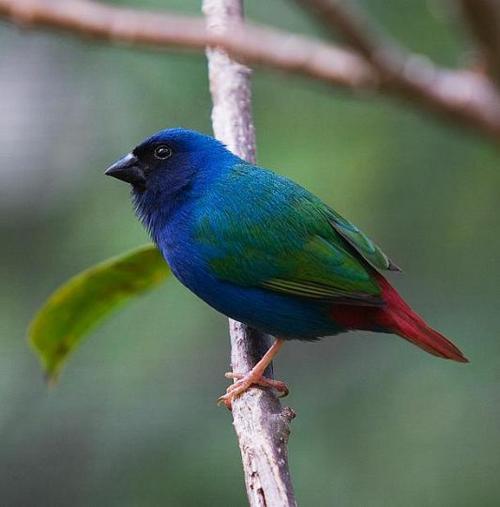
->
[[218, 370, 289, 410]]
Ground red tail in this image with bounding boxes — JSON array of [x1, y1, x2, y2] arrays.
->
[[331, 273, 468, 363]]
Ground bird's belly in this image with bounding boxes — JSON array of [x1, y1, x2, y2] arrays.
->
[[165, 247, 344, 340]]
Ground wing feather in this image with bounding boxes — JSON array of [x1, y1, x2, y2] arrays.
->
[[196, 164, 397, 305], [326, 208, 401, 272]]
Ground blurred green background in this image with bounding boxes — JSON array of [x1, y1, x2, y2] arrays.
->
[[1, 1, 499, 505]]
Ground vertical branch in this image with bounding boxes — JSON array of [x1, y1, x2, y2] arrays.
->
[[203, 1, 297, 506], [204, 1, 256, 162]]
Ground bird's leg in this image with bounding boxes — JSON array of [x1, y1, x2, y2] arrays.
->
[[218, 338, 288, 409]]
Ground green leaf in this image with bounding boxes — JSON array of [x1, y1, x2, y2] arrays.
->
[[29, 244, 169, 383]]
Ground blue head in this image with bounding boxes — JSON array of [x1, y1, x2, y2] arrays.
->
[[105, 128, 239, 238]]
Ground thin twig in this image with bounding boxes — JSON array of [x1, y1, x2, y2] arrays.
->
[[203, 1, 297, 506], [1, 0, 500, 142]]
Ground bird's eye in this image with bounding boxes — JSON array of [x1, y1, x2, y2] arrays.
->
[[154, 145, 173, 160]]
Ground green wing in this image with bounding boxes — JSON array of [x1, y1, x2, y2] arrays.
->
[[325, 207, 401, 272], [196, 165, 398, 305]]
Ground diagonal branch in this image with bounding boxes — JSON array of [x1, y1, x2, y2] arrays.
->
[[203, 1, 297, 506], [1, 0, 500, 142], [294, 0, 500, 142], [460, 0, 500, 88], [295, 0, 385, 61]]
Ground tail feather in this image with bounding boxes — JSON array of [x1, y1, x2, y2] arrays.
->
[[374, 273, 468, 363], [329, 272, 468, 362], [387, 306, 468, 362]]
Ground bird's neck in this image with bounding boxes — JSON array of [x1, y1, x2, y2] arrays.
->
[[133, 186, 190, 246], [134, 150, 242, 246]]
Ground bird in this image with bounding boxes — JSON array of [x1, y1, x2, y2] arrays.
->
[[105, 128, 468, 407]]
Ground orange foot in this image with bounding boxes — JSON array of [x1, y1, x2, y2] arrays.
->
[[218, 371, 289, 410]]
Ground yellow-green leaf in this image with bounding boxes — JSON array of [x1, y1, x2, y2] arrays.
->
[[29, 244, 169, 382]]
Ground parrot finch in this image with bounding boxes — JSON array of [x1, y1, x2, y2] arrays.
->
[[105, 128, 468, 408]]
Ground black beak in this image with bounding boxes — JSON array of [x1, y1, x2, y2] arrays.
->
[[105, 153, 146, 188]]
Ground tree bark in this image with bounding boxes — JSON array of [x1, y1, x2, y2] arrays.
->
[[203, 1, 297, 506]]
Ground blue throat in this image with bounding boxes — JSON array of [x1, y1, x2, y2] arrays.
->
[[132, 146, 240, 246]]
